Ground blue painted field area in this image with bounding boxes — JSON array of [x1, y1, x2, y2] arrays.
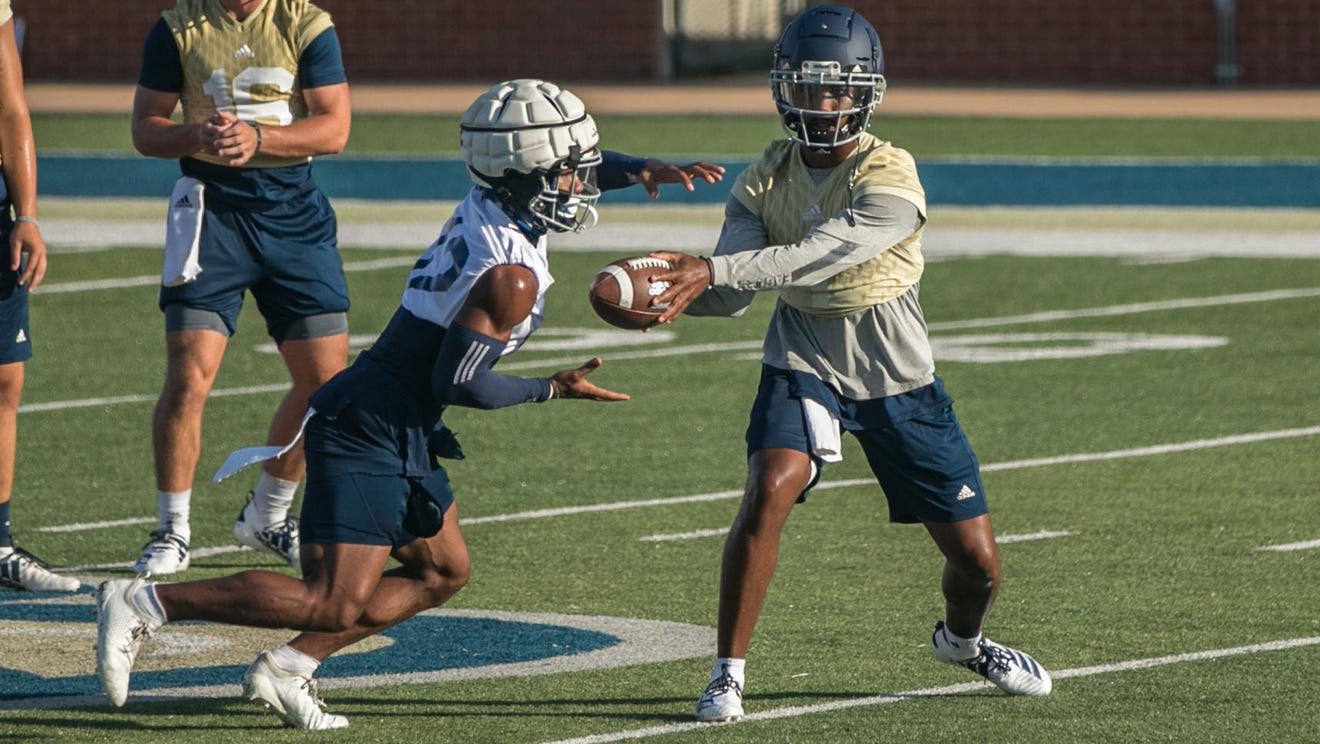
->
[[41, 153, 1320, 208]]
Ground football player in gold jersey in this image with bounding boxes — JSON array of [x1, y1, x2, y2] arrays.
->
[[0, 0, 79, 593], [648, 6, 1053, 721], [129, 0, 353, 575]]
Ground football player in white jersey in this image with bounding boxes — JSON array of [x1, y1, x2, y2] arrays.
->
[[129, 0, 724, 578], [95, 79, 693, 729], [647, 6, 1053, 721], [0, 0, 79, 593]]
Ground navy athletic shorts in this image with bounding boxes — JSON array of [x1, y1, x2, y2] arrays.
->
[[300, 404, 455, 548], [745, 364, 989, 524], [158, 167, 349, 339], [0, 216, 31, 365]]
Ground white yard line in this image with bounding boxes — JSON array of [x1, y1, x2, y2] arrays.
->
[[991, 529, 1077, 544], [641, 527, 1077, 544], [72, 544, 252, 572], [57, 426, 1317, 572], [1256, 539, 1320, 552], [926, 287, 1320, 332], [19, 285, 1320, 416], [19, 383, 291, 414], [639, 528, 730, 542], [38, 516, 155, 533], [539, 636, 1320, 744], [979, 426, 1320, 472], [35, 256, 418, 295]]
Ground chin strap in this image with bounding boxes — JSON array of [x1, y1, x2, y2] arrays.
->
[[484, 185, 547, 239]]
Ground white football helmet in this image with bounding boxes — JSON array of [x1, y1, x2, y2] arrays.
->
[[460, 79, 603, 234]]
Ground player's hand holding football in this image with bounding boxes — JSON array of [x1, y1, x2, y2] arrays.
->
[[548, 357, 630, 401], [647, 251, 712, 324]]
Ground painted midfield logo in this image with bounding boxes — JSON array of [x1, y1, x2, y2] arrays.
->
[[0, 594, 712, 709]]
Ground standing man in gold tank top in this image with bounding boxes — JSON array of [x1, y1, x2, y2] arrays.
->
[[129, 0, 352, 575], [649, 5, 1053, 721]]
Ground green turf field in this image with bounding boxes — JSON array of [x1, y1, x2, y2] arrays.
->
[[3, 241, 1320, 742], [3, 112, 1319, 741], [33, 112, 1320, 159]]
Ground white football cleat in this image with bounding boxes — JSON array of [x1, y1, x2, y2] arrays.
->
[[695, 670, 744, 722], [234, 498, 300, 568], [0, 547, 80, 592], [931, 620, 1052, 696], [96, 576, 161, 707], [133, 530, 190, 575], [242, 651, 348, 730]]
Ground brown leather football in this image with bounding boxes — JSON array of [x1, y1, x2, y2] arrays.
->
[[588, 256, 673, 330]]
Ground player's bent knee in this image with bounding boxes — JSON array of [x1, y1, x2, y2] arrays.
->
[[418, 559, 471, 606], [738, 477, 804, 525], [951, 551, 1001, 587], [0, 376, 21, 408]]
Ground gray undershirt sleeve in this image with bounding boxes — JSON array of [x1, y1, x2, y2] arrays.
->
[[684, 198, 766, 317], [706, 193, 923, 292]]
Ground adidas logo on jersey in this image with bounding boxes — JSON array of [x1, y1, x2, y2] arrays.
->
[[956, 485, 977, 501], [802, 204, 825, 222], [233, 44, 255, 59], [14, 329, 26, 344], [174, 195, 194, 209]]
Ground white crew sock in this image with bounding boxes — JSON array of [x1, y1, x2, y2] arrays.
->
[[249, 472, 298, 527], [269, 643, 320, 677], [157, 490, 191, 541], [0, 546, 13, 559], [130, 582, 169, 626], [710, 657, 746, 688], [938, 623, 983, 661]]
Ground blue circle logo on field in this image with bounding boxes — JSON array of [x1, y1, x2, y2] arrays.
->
[[0, 591, 713, 710]]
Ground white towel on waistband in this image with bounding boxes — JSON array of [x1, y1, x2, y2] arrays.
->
[[802, 397, 843, 463], [212, 408, 316, 482], [162, 176, 205, 287]]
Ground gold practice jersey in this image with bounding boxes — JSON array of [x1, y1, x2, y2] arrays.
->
[[733, 132, 928, 317], [161, 0, 334, 168]]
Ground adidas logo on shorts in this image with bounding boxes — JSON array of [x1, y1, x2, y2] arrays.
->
[[956, 484, 977, 501]]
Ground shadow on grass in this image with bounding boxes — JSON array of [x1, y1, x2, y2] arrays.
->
[[0, 698, 290, 735], [326, 689, 903, 723]]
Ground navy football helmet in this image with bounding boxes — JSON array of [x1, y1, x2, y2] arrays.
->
[[771, 5, 886, 149]]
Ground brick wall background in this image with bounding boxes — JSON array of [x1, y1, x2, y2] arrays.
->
[[12, 0, 1319, 86]]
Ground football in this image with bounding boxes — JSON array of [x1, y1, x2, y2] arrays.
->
[[588, 256, 672, 330]]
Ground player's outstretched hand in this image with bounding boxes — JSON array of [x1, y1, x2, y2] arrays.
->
[[638, 160, 726, 199], [646, 251, 712, 325], [549, 357, 630, 401]]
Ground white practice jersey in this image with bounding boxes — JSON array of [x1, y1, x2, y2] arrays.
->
[[401, 188, 554, 356]]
